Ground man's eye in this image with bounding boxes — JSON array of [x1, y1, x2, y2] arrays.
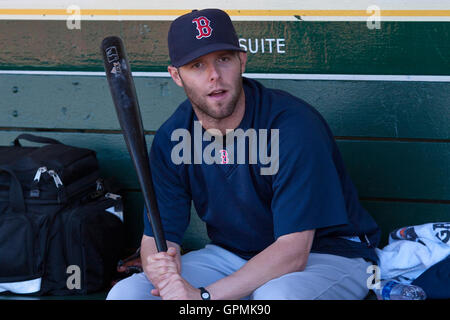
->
[[192, 62, 202, 69], [219, 56, 230, 62]]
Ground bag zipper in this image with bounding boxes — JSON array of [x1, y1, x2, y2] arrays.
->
[[33, 167, 48, 182], [105, 193, 121, 201], [30, 167, 64, 199], [30, 167, 48, 198], [47, 170, 63, 188]]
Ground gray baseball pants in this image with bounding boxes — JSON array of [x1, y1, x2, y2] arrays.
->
[[106, 244, 372, 300]]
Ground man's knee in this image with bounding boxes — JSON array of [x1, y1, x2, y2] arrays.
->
[[251, 275, 311, 300], [106, 279, 129, 300], [251, 269, 370, 300], [106, 273, 158, 300], [106, 278, 133, 300]]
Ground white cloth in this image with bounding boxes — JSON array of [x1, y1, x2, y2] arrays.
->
[[0, 277, 41, 294], [376, 222, 450, 283]]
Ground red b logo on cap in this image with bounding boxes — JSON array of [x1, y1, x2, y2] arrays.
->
[[192, 16, 213, 39]]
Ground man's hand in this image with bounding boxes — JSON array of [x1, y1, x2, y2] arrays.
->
[[144, 247, 181, 296], [145, 246, 201, 299], [157, 273, 202, 300], [140, 237, 201, 299]]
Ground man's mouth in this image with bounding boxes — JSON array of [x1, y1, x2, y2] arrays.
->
[[207, 89, 227, 98]]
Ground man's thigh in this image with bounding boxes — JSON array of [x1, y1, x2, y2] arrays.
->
[[251, 253, 372, 300], [180, 244, 247, 287], [106, 244, 246, 300], [106, 271, 157, 300]]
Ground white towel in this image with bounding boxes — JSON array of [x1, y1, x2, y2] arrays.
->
[[376, 222, 450, 283]]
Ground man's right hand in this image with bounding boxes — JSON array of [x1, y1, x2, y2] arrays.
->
[[140, 235, 182, 296], [144, 247, 181, 296]]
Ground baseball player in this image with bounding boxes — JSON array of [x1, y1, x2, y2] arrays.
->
[[107, 8, 380, 300]]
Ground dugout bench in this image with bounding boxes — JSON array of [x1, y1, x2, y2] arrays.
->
[[0, 75, 448, 300]]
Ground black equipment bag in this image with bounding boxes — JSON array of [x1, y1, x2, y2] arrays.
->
[[40, 191, 125, 295], [0, 167, 53, 294], [0, 134, 124, 295], [0, 134, 101, 213]]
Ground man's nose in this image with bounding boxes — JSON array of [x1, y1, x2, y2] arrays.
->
[[207, 63, 220, 82]]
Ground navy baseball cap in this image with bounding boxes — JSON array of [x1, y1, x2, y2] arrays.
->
[[168, 8, 245, 67]]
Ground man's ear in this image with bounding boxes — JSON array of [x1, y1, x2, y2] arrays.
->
[[238, 52, 248, 74], [167, 65, 183, 87]]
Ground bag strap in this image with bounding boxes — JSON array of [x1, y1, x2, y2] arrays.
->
[[0, 166, 26, 213], [13, 134, 62, 147]]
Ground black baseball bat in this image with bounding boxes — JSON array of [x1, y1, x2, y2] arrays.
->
[[100, 36, 167, 252]]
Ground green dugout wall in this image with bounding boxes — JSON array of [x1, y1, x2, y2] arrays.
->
[[0, 6, 449, 249]]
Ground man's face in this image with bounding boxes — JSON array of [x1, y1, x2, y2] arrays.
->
[[169, 50, 247, 120]]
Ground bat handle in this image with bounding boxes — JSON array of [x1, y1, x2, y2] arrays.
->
[[155, 235, 168, 252], [151, 212, 168, 253], [141, 164, 168, 253]]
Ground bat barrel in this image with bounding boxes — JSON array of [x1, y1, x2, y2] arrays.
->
[[101, 36, 167, 252]]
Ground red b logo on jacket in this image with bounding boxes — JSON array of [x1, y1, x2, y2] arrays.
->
[[192, 16, 213, 39], [220, 149, 229, 164]]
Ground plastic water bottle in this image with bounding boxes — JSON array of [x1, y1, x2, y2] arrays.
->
[[375, 280, 427, 300]]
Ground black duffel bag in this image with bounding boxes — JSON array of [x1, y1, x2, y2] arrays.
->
[[0, 134, 101, 213], [0, 167, 54, 294], [0, 134, 124, 295], [40, 190, 125, 295]]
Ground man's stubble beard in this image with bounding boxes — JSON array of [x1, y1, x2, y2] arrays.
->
[[180, 71, 244, 121]]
